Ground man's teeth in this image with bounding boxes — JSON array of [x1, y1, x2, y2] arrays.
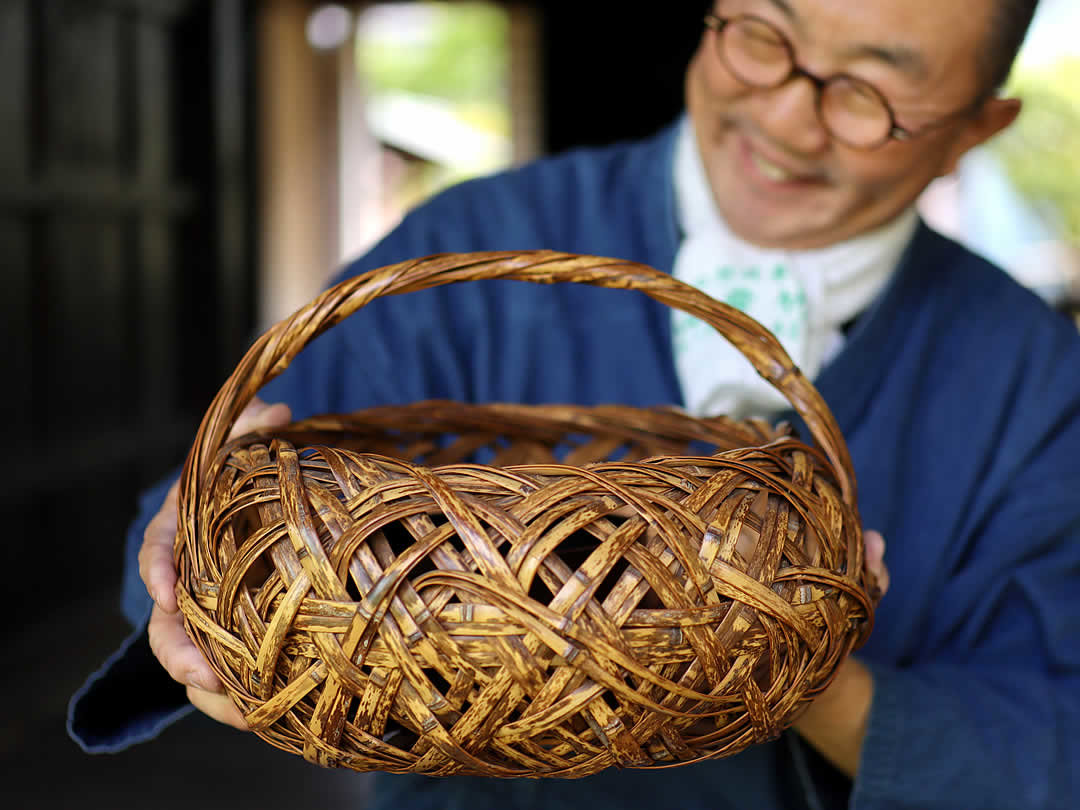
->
[[751, 150, 798, 182]]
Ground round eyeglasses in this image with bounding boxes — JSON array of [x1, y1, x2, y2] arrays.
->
[[704, 14, 975, 150]]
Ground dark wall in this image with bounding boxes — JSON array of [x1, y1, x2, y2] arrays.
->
[[0, 0, 257, 628], [540, 6, 703, 152]]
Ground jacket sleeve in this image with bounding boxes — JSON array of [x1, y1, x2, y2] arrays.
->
[[851, 324, 1080, 810], [854, 521, 1080, 809]]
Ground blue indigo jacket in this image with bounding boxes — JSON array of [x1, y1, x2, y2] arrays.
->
[[70, 121, 1080, 810]]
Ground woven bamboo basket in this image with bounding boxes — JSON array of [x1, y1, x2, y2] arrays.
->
[[175, 251, 876, 778]]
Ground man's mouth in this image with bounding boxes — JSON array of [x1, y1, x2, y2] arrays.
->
[[750, 148, 800, 182], [744, 138, 822, 185]]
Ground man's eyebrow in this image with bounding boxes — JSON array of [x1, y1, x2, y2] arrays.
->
[[761, 0, 929, 80], [845, 43, 929, 80], [762, 0, 797, 20]]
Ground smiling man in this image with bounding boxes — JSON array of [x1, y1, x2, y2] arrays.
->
[[685, 0, 1019, 249], [70, 1, 1080, 809]]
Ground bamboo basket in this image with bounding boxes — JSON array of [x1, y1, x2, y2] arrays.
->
[[175, 251, 876, 777]]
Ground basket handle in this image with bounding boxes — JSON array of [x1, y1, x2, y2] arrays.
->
[[179, 251, 857, 517]]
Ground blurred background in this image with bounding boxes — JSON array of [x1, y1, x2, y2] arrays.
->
[[1, 0, 1077, 806]]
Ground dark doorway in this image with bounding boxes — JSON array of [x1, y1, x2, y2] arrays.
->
[[1, 0, 256, 626]]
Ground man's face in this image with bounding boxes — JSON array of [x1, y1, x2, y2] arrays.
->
[[686, 0, 1020, 249]]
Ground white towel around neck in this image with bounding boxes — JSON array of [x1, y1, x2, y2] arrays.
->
[[670, 119, 918, 419]]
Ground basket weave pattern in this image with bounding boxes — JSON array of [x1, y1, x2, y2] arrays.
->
[[176, 252, 874, 777]]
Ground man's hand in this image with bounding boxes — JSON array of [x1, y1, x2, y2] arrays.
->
[[139, 397, 292, 730], [793, 529, 890, 777]]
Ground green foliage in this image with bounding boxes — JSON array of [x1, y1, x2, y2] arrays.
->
[[991, 59, 1080, 243], [357, 2, 508, 104]]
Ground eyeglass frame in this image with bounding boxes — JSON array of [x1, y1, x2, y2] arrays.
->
[[703, 13, 986, 150]]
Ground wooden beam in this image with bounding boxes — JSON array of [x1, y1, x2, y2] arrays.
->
[[257, 0, 341, 329]]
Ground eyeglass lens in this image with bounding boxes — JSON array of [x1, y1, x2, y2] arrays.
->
[[714, 16, 894, 147]]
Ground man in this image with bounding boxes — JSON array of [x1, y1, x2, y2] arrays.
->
[[71, 1, 1080, 807]]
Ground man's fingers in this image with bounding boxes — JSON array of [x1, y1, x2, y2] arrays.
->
[[186, 685, 250, 731], [137, 399, 290, 611], [147, 603, 222, 692], [140, 396, 290, 727], [138, 480, 180, 611], [863, 529, 890, 598], [149, 599, 249, 731], [229, 396, 292, 441]]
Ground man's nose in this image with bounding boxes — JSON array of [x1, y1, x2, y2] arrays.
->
[[752, 76, 831, 155]]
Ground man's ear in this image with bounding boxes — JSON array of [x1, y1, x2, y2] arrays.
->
[[940, 97, 1022, 177]]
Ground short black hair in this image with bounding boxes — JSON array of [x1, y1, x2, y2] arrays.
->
[[983, 0, 1040, 92]]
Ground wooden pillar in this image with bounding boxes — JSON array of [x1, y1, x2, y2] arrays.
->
[[256, 0, 341, 328]]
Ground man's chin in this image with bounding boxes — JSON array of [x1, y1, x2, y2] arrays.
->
[[718, 202, 835, 251]]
